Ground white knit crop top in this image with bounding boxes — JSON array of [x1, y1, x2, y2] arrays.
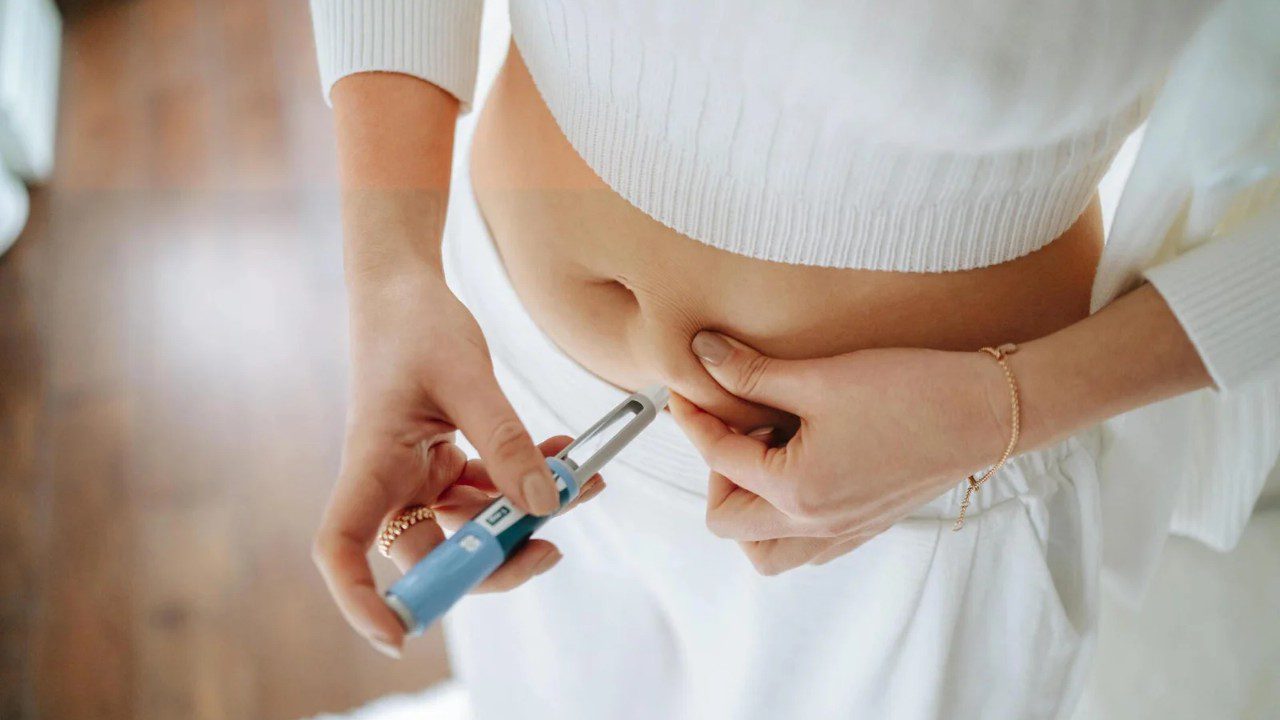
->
[[310, 1, 1216, 272]]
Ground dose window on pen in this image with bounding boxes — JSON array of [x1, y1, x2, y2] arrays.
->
[[564, 403, 641, 468]]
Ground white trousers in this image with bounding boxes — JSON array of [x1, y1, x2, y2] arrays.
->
[[440, 166, 1104, 720]]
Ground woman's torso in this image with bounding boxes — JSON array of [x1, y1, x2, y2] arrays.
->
[[470, 46, 1103, 432]]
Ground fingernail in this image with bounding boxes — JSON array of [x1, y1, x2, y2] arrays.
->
[[581, 479, 605, 502], [523, 470, 560, 515], [691, 332, 730, 365], [533, 549, 562, 576], [748, 426, 774, 441], [370, 636, 402, 660]]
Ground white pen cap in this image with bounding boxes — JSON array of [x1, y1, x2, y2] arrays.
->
[[637, 384, 670, 410]]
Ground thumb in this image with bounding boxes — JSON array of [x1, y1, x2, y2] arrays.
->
[[690, 331, 808, 413]]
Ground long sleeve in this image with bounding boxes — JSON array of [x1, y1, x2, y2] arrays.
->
[[1092, 0, 1280, 392], [1145, 195, 1280, 390], [310, 0, 484, 109], [1130, 0, 1280, 392], [1090, 0, 1280, 602]]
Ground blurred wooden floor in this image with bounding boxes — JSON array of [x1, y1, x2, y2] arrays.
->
[[0, 1, 450, 718]]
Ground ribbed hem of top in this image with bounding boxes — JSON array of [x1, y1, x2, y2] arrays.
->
[[511, 2, 1148, 272], [1145, 202, 1280, 391], [309, 0, 483, 110]]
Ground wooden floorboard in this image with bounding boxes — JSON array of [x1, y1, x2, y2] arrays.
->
[[2, 2, 451, 718]]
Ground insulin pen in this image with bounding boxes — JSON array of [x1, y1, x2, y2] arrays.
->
[[385, 384, 670, 634]]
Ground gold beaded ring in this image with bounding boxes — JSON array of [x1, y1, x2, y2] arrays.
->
[[377, 505, 436, 557], [953, 343, 1021, 532]]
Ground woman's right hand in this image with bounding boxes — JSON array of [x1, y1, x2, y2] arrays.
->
[[311, 268, 595, 658]]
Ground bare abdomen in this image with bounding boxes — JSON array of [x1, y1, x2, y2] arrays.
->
[[469, 45, 1102, 433]]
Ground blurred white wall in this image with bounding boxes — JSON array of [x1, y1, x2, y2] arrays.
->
[[0, 0, 61, 253]]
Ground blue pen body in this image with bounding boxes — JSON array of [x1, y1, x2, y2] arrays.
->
[[385, 456, 581, 634]]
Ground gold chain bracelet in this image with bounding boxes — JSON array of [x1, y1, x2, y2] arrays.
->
[[953, 343, 1021, 531]]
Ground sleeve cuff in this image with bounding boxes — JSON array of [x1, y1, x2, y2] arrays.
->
[[310, 0, 484, 110], [1144, 200, 1280, 391]]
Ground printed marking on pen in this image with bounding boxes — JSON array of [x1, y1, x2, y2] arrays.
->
[[478, 499, 521, 534], [475, 475, 569, 536]]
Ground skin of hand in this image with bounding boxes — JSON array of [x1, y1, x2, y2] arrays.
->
[[317, 273, 604, 659], [671, 283, 1212, 575], [311, 73, 578, 659]]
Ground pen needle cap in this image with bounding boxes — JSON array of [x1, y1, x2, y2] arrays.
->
[[637, 384, 670, 409]]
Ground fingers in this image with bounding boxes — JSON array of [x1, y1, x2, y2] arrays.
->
[[741, 522, 894, 577], [528, 435, 605, 510], [639, 320, 788, 436], [386, 512, 448, 572], [738, 536, 834, 576], [313, 439, 466, 656], [740, 524, 891, 576], [384, 507, 564, 594], [704, 472, 798, 541], [476, 540, 562, 593], [312, 529, 407, 657], [669, 393, 790, 504], [808, 534, 872, 566], [317, 427, 598, 658], [444, 379, 560, 515], [385, 435, 600, 598], [444, 435, 593, 510], [531, 435, 574, 463], [690, 331, 811, 413], [379, 442, 477, 572], [441, 467, 604, 530], [563, 475, 605, 511], [387, 495, 576, 595], [313, 530, 409, 658], [432, 483, 500, 530]]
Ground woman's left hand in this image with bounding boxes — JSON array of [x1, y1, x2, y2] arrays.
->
[[668, 330, 1023, 575]]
